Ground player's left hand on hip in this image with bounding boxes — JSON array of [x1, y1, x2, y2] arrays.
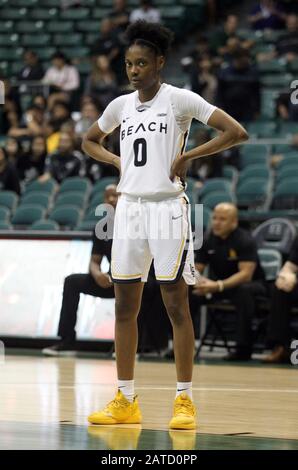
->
[[170, 156, 188, 181]]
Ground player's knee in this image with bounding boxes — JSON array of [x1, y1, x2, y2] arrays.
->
[[115, 300, 139, 322], [166, 305, 187, 326]]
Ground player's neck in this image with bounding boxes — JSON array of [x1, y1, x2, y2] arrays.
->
[[138, 81, 162, 103]]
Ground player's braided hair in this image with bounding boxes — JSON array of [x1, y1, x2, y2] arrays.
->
[[124, 20, 174, 56]]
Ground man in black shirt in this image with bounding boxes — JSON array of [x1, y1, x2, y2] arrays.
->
[[193, 203, 266, 361], [42, 185, 118, 355], [0, 147, 21, 195], [263, 236, 298, 363]]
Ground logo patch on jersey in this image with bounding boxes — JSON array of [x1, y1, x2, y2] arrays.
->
[[137, 108, 146, 112], [229, 249, 238, 259], [157, 113, 167, 116]]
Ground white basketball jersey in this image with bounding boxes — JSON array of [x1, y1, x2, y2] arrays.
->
[[97, 83, 216, 198]]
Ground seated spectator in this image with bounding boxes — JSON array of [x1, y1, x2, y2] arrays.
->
[[43, 52, 80, 110], [5, 137, 24, 166], [209, 14, 239, 56], [45, 101, 73, 153], [188, 129, 223, 183], [108, 0, 130, 35], [75, 101, 102, 139], [263, 236, 298, 363], [192, 203, 266, 361], [42, 185, 118, 355], [189, 57, 217, 103], [17, 135, 47, 184], [17, 50, 44, 82], [0, 148, 21, 195], [90, 18, 123, 82], [249, 0, 286, 30], [276, 90, 298, 122], [32, 94, 48, 111], [130, 0, 161, 24], [85, 55, 118, 108], [1, 78, 21, 134], [8, 104, 46, 139], [257, 14, 298, 63], [40, 132, 83, 183], [216, 48, 260, 121]]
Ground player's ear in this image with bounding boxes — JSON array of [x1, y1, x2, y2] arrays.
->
[[157, 55, 165, 71]]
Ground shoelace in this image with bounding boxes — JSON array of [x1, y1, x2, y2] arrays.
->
[[105, 397, 129, 411], [174, 400, 194, 416]]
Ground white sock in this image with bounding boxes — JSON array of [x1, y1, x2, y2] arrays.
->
[[118, 380, 135, 403], [176, 382, 192, 400]]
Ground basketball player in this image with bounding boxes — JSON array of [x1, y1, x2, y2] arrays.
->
[[82, 21, 248, 430]]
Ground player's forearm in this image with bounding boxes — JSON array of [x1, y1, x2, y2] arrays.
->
[[183, 128, 248, 162], [221, 270, 253, 290], [82, 138, 120, 168]]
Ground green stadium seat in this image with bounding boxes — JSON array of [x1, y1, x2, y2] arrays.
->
[[60, 8, 90, 20], [89, 192, 105, 209], [0, 221, 12, 230], [0, 34, 20, 46], [253, 43, 275, 55], [12, 204, 45, 226], [83, 206, 100, 222], [53, 34, 83, 47], [198, 178, 232, 201], [276, 153, 298, 171], [279, 122, 298, 137], [85, 33, 100, 46], [276, 166, 298, 183], [0, 61, 9, 76], [247, 121, 277, 138], [75, 220, 96, 231], [91, 177, 118, 197], [261, 74, 293, 87], [288, 59, 298, 73], [1, 8, 28, 20], [201, 191, 235, 210], [272, 179, 298, 210], [92, 8, 113, 19], [236, 178, 269, 208], [273, 144, 294, 154], [49, 205, 81, 229], [61, 47, 90, 59], [77, 61, 92, 75], [33, 47, 56, 61], [55, 191, 86, 209], [0, 191, 19, 211], [21, 192, 51, 209], [10, 61, 23, 75], [31, 219, 59, 230], [0, 21, 14, 32], [260, 90, 279, 119], [76, 21, 100, 33], [238, 165, 270, 185], [59, 177, 91, 195], [10, 0, 37, 6], [22, 34, 51, 47], [223, 165, 238, 184], [0, 207, 10, 221], [0, 48, 24, 61], [15, 21, 45, 33], [46, 21, 75, 33], [25, 178, 57, 195], [240, 145, 270, 168], [42, 0, 64, 5], [258, 59, 286, 74], [31, 8, 58, 20]]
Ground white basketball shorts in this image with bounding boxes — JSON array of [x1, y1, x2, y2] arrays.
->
[[111, 194, 195, 285]]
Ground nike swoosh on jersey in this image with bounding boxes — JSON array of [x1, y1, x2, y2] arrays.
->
[[172, 214, 183, 220]]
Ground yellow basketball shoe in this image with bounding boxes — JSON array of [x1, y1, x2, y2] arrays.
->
[[88, 390, 142, 425], [169, 393, 197, 430]]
